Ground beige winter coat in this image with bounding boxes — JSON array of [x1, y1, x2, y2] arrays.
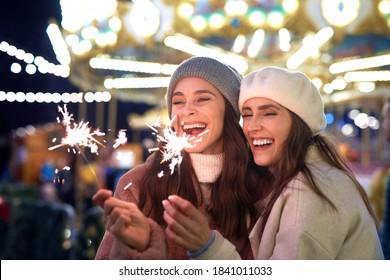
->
[[195, 148, 384, 260]]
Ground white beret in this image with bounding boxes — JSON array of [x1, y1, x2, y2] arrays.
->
[[239, 66, 326, 135]]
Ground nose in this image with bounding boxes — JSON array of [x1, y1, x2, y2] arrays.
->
[[182, 102, 196, 116], [247, 118, 262, 132]]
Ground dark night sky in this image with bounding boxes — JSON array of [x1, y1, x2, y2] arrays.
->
[[0, 0, 152, 137], [0, 0, 79, 131]]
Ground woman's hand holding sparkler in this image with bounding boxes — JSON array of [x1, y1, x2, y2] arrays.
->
[[162, 195, 212, 253], [93, 189, 151, 251]]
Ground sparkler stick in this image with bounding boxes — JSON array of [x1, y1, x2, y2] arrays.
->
[[48, 104, 129, 224]]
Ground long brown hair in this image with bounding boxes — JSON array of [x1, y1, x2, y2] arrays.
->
[[138, 99, 259, 238], [256, 111, 378, 235]]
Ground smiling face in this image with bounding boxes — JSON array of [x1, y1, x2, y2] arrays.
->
[[171, 77, 226, 154], [241, 97, 292, 167]]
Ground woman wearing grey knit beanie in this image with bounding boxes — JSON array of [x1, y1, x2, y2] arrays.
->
[[92, 56, 264, 259]]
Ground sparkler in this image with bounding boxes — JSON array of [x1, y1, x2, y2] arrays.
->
[[49, 105, 105, 154], [113, 129, 128, 148], [146, 116, 208, 179], [49, 105, 128, 154], [49, 104, 128, 188]]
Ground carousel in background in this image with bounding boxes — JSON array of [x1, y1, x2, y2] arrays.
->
[[2, 0, 390, 191], [44, 0, 390, 164], [2, 0, 390, 164], [1, 0, 390, 259]]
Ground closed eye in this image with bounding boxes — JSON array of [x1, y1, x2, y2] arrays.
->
[[172, 100, 185, 105], [196, 97, 211, 103], [264, 112, 277, 116], [242, 113, 252, 118]]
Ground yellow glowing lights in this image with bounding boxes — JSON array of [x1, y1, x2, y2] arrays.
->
[[248, 10, 265, 27], [225, 0, 248, 16], [0, 91, 111, 104], [321, 0, 360, 27], [177, 3, 194, 18], [1, 40, 69, 78], [60, 0, 118, 32], [128, 0, 161, 37], [329, 54, 390, 73]]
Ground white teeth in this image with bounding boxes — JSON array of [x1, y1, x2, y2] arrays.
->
[[181, 120, 184, 126], [253, 139, 273, 146], [183, 123, 206, 130]]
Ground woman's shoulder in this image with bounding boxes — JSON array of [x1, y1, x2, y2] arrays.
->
[[114, 153, 157, 200]]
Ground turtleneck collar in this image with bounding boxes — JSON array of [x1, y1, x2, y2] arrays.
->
[[190, 153, 224, 183]]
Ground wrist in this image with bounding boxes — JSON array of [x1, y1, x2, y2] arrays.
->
[[187, 230, 216, 258]]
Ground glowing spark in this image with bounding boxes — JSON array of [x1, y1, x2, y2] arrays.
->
[[147, 116, 208, 176], [113, 129, 127, 148], [158, 130, 192, 175], [49, 105, 127, 191], [198, 129, 209, 137], [146, 122, 159, 133], [49, 105, 105, 154], [124, 182, 133, 190]]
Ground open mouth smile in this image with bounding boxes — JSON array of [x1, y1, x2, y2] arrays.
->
[[181, 122, 207, 136], [253, 138, 273, 147]]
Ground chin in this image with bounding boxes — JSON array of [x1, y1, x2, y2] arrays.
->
[[185, 147, 203, 154], [253, 157, 270, 167]]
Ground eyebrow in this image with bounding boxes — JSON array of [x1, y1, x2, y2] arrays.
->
[[242, 103, 282, 111], [172, 89, 217, 97]]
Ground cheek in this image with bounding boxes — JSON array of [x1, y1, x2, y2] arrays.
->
[[171, 108, 180, 119], [241, 120, 249, 132], [242, 126, 250, 140], [278, 121, 291, 142], [169, 115, 180, 132]]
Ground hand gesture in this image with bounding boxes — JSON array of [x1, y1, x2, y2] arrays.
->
[[93, 189, 150, 251], [162, 195, 212, 252]]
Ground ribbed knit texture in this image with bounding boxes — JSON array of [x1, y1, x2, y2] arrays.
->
[[166, 56, 242, 119], [190, 153, 223, 183]]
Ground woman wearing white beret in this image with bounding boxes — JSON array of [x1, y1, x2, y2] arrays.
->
[[166, 66, 384, 259], [238, 66, 383, 259]]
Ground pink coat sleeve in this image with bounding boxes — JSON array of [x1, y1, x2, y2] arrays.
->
[[108, 218, 168, 259], [94, 154, 168, 259]]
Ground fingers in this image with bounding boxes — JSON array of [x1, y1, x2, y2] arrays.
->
[[165, 195, 203, 221], [162, 196, 212, 252], [103, 196, 136, 216], [106, 208, 132, 233], [92, 189, 113, 208], [164, 222, 187, 248]]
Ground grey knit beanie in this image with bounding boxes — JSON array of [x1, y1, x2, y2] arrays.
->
[[166, 56, 242, 119]]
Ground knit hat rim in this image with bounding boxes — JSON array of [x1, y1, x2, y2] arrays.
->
[[166, 56, 242, 119]]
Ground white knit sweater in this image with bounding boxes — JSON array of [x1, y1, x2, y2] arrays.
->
[[190, 153, 223, 207]]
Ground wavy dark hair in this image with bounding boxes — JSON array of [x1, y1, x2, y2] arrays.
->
[[138, 99, 262, 238], [254, 111, 378, 235]]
